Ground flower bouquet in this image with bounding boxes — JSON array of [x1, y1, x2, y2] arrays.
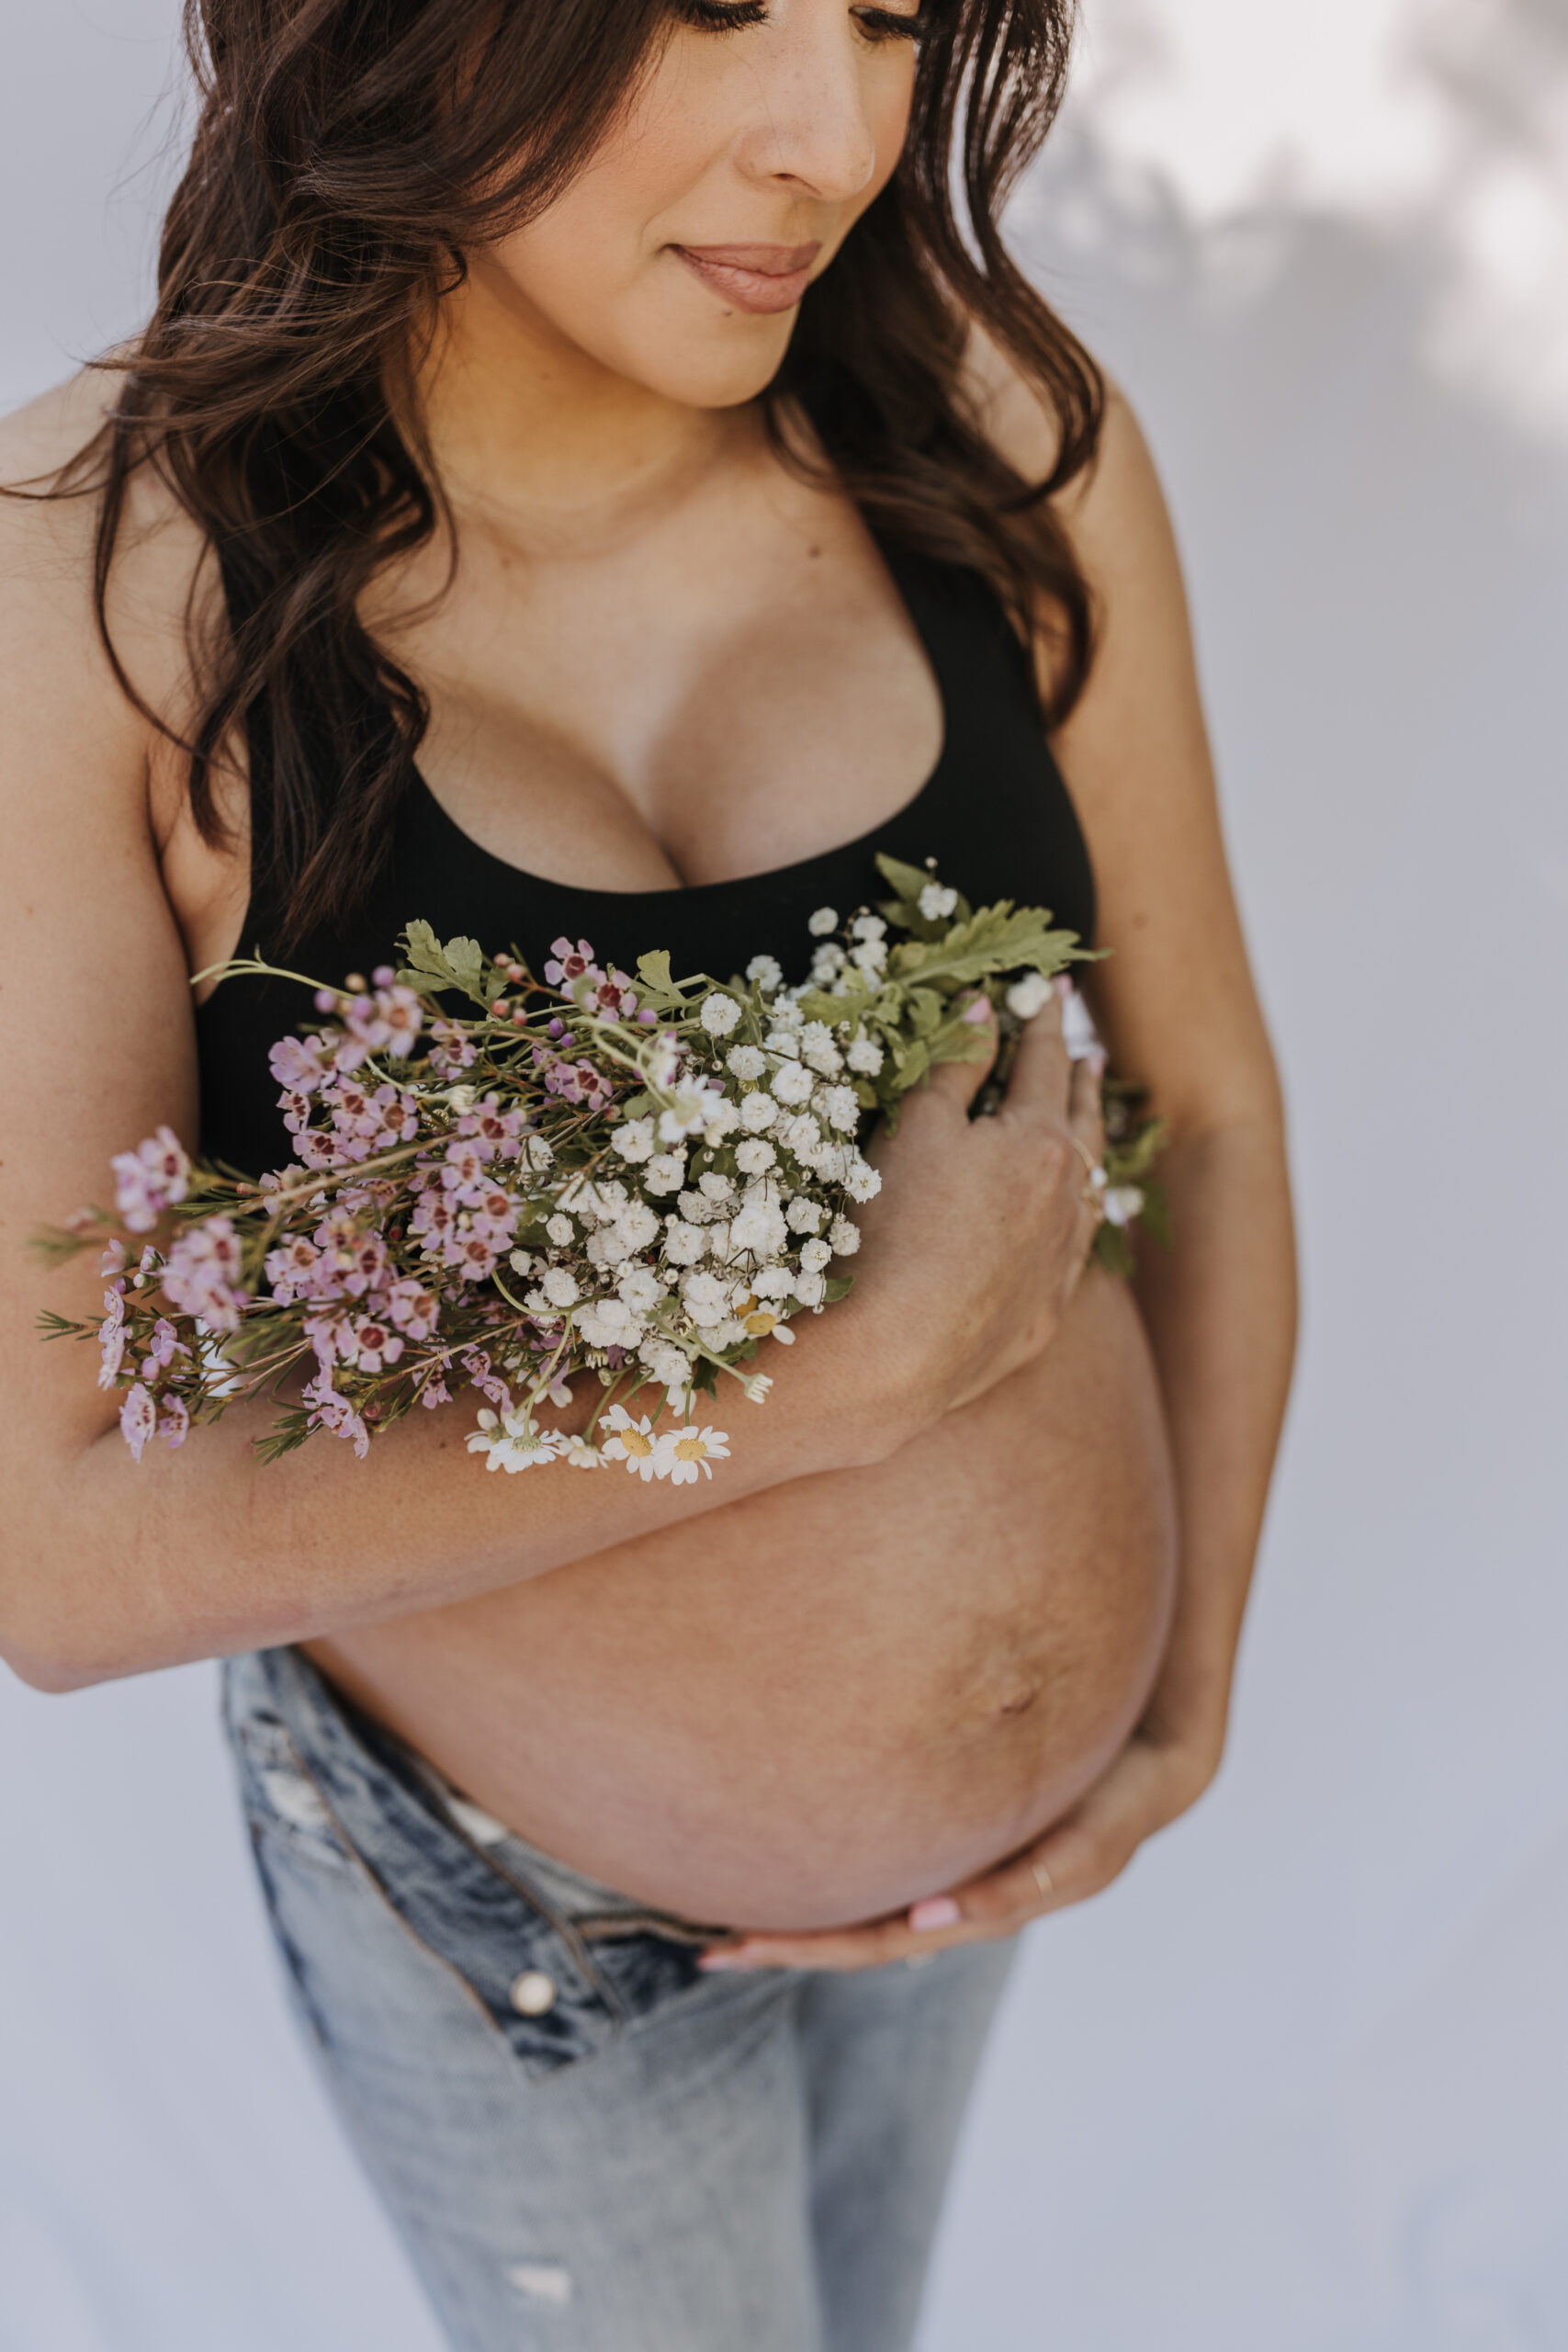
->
[[38, 856, 1164, 1483]]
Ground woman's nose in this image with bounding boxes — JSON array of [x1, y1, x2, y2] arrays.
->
[[731, 10, 883, 202]]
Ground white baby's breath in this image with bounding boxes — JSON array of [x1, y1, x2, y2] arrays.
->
[[807, 907, 839, 935], [727, 1044, 765, 1082], [611, 1116, 655, 1161], [700, 992, 741, 1036]]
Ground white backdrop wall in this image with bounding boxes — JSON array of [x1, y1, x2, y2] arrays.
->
[[3, 4, 1566, 2346]]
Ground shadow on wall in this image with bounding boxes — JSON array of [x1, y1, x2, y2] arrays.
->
[[918, 8, 1568, 2349]]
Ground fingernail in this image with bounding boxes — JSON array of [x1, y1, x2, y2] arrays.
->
[[1054, 975, 1073, 1001], [908, 1896, 962, 1932], [1088, 1046, 1107, 1076], [960, 994, 993, 1025]]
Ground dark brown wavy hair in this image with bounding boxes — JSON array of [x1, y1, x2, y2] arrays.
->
[[43, 0, 1101, 944]]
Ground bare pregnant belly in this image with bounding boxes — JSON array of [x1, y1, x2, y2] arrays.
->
[[306, 1270, 1178, 1929]]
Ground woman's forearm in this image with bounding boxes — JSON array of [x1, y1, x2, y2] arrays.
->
[[1131, 1112, 1298, 1747]]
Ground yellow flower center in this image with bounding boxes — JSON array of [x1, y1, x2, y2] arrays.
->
[[744, 1311, 776, 1337], [623, 1428, 654, 1457], [674, 1433, 706, 1462]]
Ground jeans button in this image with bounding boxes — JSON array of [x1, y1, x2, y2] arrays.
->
[[510, 1969, 558, 2018]]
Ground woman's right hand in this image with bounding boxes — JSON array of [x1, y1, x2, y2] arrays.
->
[[847, 982, 1107, 1435]]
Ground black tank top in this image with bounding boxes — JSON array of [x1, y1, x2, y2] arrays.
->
[[196, 537, 1096, 1178]]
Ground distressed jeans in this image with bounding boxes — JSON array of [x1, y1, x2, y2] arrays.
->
[[222, 1647, 1017, 2352]]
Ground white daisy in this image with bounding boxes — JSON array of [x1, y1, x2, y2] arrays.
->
[[656, 1424, 731, 1485], [466, 1408, 566, 1475], [658, 1087, 711, 1142], [598, 1404, 669, 1481]]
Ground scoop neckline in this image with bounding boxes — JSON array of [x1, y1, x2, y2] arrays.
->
[[403, 533, 953, 910], [407, 731, 950, 910]]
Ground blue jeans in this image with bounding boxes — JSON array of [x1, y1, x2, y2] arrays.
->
[[222, 1647, 1017, 2352]]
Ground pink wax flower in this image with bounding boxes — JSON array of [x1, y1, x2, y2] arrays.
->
[[544, 938, 599, 989], [110, 1126, 191, 1233], [118, 1384, 158, 1462]]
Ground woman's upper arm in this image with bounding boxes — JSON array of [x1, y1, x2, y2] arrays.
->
[[0, 392, 200, 1480], [973, 344, 1284, 1137]]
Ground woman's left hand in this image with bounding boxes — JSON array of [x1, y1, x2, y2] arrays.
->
[[698, 1704, 1226, 1975]]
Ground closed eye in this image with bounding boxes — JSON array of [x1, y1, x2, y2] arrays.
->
[[678, 3, 930, 40]]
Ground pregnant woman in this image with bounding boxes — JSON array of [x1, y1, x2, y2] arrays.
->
[[0, 2, 1295, 2346]]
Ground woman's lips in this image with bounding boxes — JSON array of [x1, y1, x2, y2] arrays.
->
[[672, 242, 821, 316]]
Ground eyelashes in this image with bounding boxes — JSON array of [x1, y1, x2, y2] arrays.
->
[[677, 3, 930, 42], [678, 1, 770, 24]]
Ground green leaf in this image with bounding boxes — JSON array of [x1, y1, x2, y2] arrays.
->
[[874, 853, 932, 906], [891, 1037, 931, 1091], [905, 986, 943, 1037], [443, 934, 487, 1000], [822, 1273, 855, 1303], [395, 920, 490, 1006]]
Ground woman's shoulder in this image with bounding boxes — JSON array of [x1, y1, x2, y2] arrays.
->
[[0, 370, 215, 833], [960, 326, 1191, 692], [959, 324, 1162, 537]]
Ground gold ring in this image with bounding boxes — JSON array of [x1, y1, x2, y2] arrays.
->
[[1031, 1859, 1055, 1901], [1065, 1134, 1107, 1203]]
